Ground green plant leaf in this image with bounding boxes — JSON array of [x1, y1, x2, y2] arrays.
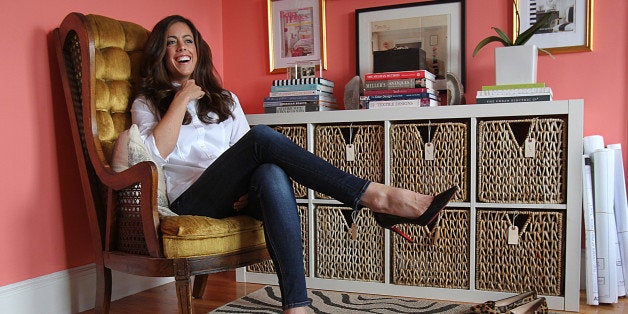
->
[[472, 36, 511, 57], [492, 27, 513, 46], [514, 13, 554, 45]]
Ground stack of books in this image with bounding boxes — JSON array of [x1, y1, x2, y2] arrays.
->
[[476, 83, 553, 104], [263, 77, 337, 113], [359, 70, 440, 109]]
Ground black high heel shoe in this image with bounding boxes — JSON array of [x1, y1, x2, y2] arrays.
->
[[372, 186, 458, 242]]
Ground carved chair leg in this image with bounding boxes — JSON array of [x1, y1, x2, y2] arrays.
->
[[173, 259, 193, 313], [175, 275, 193, 314], [192, 274, 209, 299], [94, 264, 112, 314]]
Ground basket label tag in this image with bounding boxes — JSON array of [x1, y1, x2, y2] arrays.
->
[[425, 142, 435, 160], [525, 138, 536, 158], [345, 144, 355, 161], [346, 144, 356, 161], [350, 222, 358, 240], [508, 225, 519, 245], [431, 227, 440, 244]]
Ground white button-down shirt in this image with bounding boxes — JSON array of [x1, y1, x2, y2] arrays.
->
[[131, 93, 250, 202]]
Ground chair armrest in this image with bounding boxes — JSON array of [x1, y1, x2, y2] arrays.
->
[[100, 161, 163, 257]]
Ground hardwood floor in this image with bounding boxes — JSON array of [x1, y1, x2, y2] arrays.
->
[[80, 271, 626, 313], [80, 272, 264, 314]]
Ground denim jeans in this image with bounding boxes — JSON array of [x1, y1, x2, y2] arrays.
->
[[170, 124, 370, 310]]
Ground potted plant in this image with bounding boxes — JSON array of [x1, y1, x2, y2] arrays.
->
[[473, 0, 554, 85]]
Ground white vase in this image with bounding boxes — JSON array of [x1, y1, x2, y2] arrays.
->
[[494, 45, 538, 85]]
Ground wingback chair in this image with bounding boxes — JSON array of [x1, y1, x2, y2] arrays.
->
[[53, 12, 270, 313]]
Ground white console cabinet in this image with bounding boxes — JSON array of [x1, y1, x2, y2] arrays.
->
[[238, 100, 583, 311]]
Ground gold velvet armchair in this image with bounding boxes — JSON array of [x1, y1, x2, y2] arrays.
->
[[53, 12, 270, 313]]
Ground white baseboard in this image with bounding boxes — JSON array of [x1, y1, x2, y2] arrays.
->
[[0, 264, 173, 314]]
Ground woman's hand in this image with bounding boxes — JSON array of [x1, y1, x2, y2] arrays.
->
[[174, 79, 205, 104], [233, 193, 249, 211]]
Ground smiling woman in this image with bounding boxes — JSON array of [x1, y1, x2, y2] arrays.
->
[[130, 13, 455, 314]]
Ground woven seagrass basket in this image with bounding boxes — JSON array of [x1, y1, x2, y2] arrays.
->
[[246, 205, 309, 275], [314, 124, 384, 199], [475, 209, 564, 296], [391, 208, 470, 289], [272, 125, 308, 198], [390, 121, 468, 201], [315, 206, 384, 282], [477, 118, 567, 203]]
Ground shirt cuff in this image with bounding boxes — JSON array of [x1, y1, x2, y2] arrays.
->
[[145, 134, 168, 167]]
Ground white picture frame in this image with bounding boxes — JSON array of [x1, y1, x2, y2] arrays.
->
[[356, 0, 465, 89]]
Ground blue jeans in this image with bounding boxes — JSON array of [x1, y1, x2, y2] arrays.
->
[[170, 124, 370, 310]]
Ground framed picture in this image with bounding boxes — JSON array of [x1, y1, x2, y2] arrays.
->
[[267, 0, 327, 73], [356, 0, 465, 90], [286, 60, 319, 79], [514, 0, 593, 53]]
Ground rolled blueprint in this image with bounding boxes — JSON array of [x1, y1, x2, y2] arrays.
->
[[582, 154, 599, 304], [591, 148, 618, 303], [608, 144, 628, 293], [583, 135, 604, 155]]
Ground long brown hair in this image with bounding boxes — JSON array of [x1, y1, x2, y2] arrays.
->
[[137, 15, 234, 124]]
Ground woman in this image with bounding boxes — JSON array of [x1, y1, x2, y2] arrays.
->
[[132, 15, 456, 314]]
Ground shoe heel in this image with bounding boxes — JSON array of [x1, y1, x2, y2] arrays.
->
[[390, 226, 414, 243], [373, 213, 414, 243]]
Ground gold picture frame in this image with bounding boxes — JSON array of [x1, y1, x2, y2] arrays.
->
[[267, 0, 327, 73], [513, 0, 594, 53]]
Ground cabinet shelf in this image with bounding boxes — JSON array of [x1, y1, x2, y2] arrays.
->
[[238, 100, 583, 311]]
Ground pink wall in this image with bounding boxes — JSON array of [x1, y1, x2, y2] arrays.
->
[[223, 0, 627, 166], [1, 0, 626, 289], [0, 0, 222, 287]]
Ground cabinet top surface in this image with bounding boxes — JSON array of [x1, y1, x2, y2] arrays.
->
[[246, 100, 583, 125]]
